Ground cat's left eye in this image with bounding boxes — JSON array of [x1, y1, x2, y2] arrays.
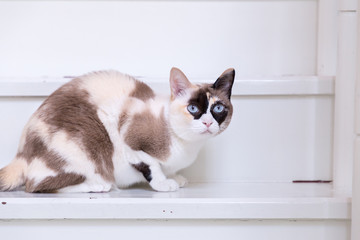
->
[[213, 104, 225, 113]]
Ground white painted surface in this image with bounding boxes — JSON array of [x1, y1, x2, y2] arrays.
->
[[0, 183, 351, 220], [353, 140, 360, 240], [352, 2, 360, 239], [0, 76, 335, 96], [0, 219, 351, 240], [356, 1, 360, 136], [333, 11, 358, 191], [317, 0, 337, 76], [0, 0, 318, 78], [339, 0, 358, 11]]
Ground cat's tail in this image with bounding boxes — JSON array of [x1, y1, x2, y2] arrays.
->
[[0, 157, 28, 191]]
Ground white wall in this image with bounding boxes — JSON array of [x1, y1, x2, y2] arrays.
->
[[352, 0, 360, 239], [0, 0, 317, 78]]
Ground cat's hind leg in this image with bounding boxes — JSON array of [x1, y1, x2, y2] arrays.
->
[[25, 171, 113, 193], [25, 172, 86, 193], [57, 178, 113, 193]]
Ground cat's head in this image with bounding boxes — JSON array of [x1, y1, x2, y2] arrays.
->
[[169, 67, 234, 142]]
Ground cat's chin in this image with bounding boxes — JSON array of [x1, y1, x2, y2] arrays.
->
[[201, 129, 213, 135], [180, 132, 216, 142], [172, 131, 210, 142]]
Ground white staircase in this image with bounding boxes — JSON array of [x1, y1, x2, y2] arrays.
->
[[0, 1, 359, 239]]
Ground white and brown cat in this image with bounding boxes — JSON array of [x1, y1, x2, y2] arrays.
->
[[0, 68, 234, 193]]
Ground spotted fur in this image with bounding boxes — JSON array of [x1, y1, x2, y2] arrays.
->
[[0, 68, 234, 193]]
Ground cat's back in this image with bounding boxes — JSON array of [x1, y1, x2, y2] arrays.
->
[[37, 70, 156, 123], [78, 70, 155, 106]]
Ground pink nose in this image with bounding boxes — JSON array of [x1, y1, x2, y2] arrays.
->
[[202, 121, 213, 128]]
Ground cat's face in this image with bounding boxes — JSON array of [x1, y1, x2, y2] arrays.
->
[[169, 68, 234, 142]]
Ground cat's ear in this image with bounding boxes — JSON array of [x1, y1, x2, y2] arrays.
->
[[170, 67, 192, 99], [213, 68, 235, 100]]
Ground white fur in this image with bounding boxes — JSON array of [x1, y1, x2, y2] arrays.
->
[[27, 158, 57, 186], [81, 71, 136, 107]]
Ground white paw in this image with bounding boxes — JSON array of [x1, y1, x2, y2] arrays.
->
[[150, 179, 179, 192], [173, 175, 188, 188]]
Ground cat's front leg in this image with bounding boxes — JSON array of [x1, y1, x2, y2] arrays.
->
[[132, 152, 179, 192], [133, 162, 179, 192], [150, 178, 179, 192], [149, 164, 180, 192]]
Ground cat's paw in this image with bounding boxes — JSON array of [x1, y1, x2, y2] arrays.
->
[[150, 179, 179, 192], [173, 175, 188, 188]]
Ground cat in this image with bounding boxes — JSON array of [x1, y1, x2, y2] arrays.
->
[[0, 67, 235, 193]]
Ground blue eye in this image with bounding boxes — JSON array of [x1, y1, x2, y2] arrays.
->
[[213, 104, 225, 113], [187, 104, 199, 114]]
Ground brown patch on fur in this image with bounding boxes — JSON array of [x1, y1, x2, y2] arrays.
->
[[26, 172, 86, 193], [125, 109, 171, 161], [0, 169, 7, 191], [118, 112, 128, 133], [209, 86, 233, 133], [213, 68, 235, 100], [132, 162, 152, 182], [38, 80, 115, 182], [188, 88, 209, 119], [17, 131, 66, 171], [208, 85, 233, 130], [24, 179, 35, 192], [17, 131, 46, 162], [130, 80, 155, 101]]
